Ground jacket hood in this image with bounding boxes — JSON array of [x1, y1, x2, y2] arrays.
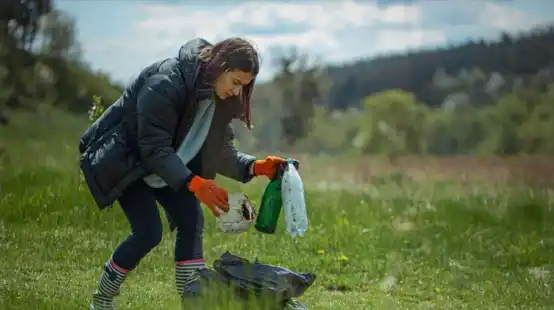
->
[[178, 38, 211, 64], [177, 38, 212, 91]]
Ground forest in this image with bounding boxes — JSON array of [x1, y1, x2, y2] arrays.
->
[[1, 0, 554, 157]]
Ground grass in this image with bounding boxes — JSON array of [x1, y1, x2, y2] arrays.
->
[[1, 109, 554, 309]]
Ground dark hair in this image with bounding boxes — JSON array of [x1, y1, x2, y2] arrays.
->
[[199, 37, 260, 129]]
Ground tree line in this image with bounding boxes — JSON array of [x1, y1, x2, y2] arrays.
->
[[1, 2, 553, 157], [322, 25, 554, 110], [237, 26, 554, 156]]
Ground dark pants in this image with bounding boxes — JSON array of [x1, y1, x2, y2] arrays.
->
[[111, 156, 204, 271]]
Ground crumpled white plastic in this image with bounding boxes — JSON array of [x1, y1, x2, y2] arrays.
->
[[216, 193, 257, 234]]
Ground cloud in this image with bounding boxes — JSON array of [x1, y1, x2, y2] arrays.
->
[[90, 1, 432, 82], [481, 2, 546, 32], [79, 0, 553, 84]]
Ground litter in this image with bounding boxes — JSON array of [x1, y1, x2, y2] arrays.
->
[[182, 251, 316, 309]]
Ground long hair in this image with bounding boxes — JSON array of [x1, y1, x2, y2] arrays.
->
[[198, 37, 260, 129]]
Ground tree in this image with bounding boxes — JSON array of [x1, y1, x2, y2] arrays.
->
[[519, 85, 554, 154], [360, 89, 430, 160], [0, 0, 52, 50], [0, 0, 53, 112], [271, 46, 322, 147], [39, 9, 81, 61]]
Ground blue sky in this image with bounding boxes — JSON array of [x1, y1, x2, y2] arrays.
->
[[55, 0, 554, 85]]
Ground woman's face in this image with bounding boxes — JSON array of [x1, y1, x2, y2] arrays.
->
[[214, 69, 253, 100]]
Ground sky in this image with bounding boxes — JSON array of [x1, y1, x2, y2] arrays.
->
[[55, 0, 554, 85]]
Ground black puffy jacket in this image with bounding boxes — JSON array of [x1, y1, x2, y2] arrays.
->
[[79, 38, 256, 210]]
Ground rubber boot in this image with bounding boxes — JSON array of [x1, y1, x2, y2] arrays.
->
[[176, 259, 205, 309], [89, 259, 129, 310]]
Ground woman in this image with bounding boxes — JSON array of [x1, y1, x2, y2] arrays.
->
[[79, 37, 305, 309]]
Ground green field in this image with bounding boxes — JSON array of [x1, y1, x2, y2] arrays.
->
[[1, 109, 553, 310]]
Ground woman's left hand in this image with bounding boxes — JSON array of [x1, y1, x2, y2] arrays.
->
[[253, 156, 297, 180]]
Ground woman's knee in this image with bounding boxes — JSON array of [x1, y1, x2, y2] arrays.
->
[[118, 181, 164, 251], [134, 223, 163, 250]]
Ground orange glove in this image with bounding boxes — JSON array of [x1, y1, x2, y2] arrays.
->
[[188, 176, 229, 217], [253, 156, 288, 180]]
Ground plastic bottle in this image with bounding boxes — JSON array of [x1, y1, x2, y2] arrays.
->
[[254, 163, 285, 234], [255, 159, 299, 234]]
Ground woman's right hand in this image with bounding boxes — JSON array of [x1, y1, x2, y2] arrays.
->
[[187, 176, 229, 217]]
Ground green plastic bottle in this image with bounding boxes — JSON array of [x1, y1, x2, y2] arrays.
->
[[254, 164, 284, 234], [255, 159, 299, 234]]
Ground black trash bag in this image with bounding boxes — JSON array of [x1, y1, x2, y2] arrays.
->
[[182, 251, 316, 309], [214, 252, 316, 300]]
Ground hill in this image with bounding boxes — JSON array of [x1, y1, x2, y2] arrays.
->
[[0, 3, 124, 124], [320, 24, 554, 110], [240, 24, 554, 155]]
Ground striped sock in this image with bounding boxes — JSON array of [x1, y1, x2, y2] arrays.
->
[[91, 258, 129, 310], [175, 259, 205, 296]]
